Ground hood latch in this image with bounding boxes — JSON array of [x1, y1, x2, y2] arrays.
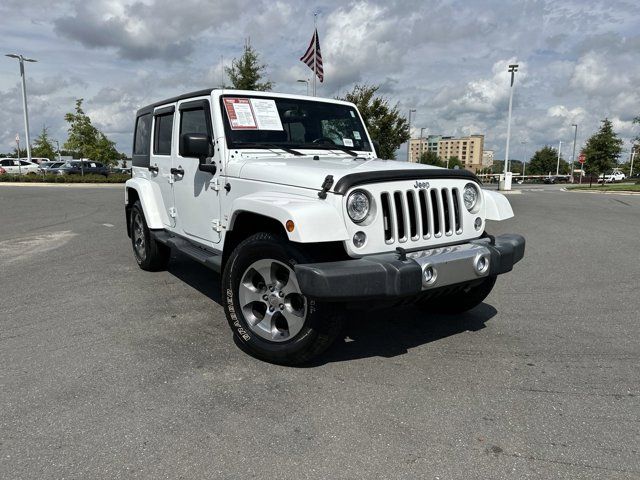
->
[[318, 175, 334, 199]]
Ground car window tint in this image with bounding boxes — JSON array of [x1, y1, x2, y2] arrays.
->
[[180, 108, 209, 136], [134, 114, 151, 155], [154, 113, 174, 155], [20, 161, 31, 165]]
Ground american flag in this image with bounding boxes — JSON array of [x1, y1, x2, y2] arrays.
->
[[300, 28, 323, 82]]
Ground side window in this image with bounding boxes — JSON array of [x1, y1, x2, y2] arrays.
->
[[180, 108, 209, 136], [133, 114, 151, 155], [0, 160, 10, 166], [20, 161, 31, 165], [154, 113, 174, 155]]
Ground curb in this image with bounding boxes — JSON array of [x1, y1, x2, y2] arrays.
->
[[0, 182, 124, 188], [565, 188, 640, 196]]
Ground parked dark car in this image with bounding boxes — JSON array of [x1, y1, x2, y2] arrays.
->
[[57, 161, 110, 177]]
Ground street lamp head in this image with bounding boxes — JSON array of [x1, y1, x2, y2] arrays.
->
[[296, 79, 307, 83], [23, 57, 37, 62], [5, 53, 20, 59]]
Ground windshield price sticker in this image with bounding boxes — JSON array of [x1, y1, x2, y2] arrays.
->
[[250, 99, 283, 130], [224, 98, 257, 130], [224, 97, 284, 131], [343, 138, 354, 147]]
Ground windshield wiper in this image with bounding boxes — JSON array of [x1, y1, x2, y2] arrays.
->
[[234, 143, 304, 156], [301, 143, 358, 157]]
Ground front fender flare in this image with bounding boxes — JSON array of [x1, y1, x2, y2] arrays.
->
[[229, 192, 349, 243], [482, 189, 514, 221]]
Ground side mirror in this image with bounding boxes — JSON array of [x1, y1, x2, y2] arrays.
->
[[181, 133, 211, 160], [181, 133, 217, 174]]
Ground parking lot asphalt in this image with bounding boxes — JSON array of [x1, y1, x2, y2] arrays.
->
[[1, 184, 639, 479]]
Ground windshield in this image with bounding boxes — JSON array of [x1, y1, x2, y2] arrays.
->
[[221, 95, 371, 152]]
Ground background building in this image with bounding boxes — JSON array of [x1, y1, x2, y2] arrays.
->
[[408, 135, 441, 162], [437, 135, 484, 171], [482, 150, 494, 168]]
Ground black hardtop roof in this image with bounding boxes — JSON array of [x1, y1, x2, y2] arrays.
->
[[136, 88, 214, 117]]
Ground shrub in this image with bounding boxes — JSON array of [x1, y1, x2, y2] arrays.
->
[[0, 173, 130, 183]]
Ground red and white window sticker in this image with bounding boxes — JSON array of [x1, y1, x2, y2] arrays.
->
[[224, 97, 283, 131], [224, 98, 257, 129]]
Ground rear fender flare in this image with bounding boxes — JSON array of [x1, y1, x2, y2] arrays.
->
[[125, 178, 168, 229]]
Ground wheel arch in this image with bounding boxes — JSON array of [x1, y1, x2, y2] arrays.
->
[[124, 178, 167, 236]]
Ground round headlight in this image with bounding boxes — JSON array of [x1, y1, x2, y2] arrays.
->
[[346, 190, 370, 223], [463, 183, 480, 211]]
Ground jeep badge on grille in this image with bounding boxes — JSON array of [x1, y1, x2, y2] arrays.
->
[[414, 180, 430, 189]]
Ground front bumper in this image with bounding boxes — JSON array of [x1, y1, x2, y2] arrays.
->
[[294, 234, 525, 301]]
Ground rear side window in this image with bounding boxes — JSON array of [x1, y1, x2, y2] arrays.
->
[[133, 114, 151, 155], [154, 113, 174, 155], [20, 160, 31, 165]]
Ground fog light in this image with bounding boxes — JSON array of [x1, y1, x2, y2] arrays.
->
[[353, 231, 366, 248], [422, 265, 437, 286], [474, 254, 490, 275], [474, 217, 482, 230]]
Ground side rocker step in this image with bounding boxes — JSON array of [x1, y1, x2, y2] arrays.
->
[[150, 230, 222, 273]]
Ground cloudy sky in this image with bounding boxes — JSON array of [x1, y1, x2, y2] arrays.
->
[[1, 0, 639, 160]]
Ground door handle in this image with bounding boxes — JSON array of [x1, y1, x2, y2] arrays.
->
[[170, 167, 184, 176], [148, 165, 159, 173]]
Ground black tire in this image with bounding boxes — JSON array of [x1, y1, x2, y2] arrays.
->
[[419, 276, 497, 314], [222, 232, 342, 365], [130, 201, 170, 271]]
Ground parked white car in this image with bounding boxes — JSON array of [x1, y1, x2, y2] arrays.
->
[[124, 89, 525, 364], [0, 158, 40, 174], [598, 171, 626, 183]]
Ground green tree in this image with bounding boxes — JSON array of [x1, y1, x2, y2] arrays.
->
[[340, 84, 410, 160], [32, 126, 57, 160], [225, 44, 273, 91], [582, 118, 623, 180], [64, 99, 120, 166], [527, 146, 569, 175], [447, 156, 463, 169], [418, 150, 443, 166]]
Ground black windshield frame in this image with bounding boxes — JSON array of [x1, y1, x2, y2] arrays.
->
[[220, 94, 372, 152]]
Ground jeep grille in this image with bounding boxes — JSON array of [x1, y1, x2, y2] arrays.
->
[[380, 187, 463, 244]]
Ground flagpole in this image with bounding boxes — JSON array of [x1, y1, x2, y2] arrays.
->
[[313, 12, 317, 96]]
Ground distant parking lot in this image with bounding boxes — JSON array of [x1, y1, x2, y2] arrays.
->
[[1, 184, 639, 479]]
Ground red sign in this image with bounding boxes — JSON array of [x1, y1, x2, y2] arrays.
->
[[578, 153, 586, 164]]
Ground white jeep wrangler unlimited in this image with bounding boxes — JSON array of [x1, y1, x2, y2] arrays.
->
[[125, 89, 524, 364]]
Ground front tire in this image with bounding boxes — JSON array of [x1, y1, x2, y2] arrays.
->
[[130, 201, 170, 271], [222, 232, 341, 365]]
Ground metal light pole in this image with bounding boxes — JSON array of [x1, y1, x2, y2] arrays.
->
[[419, 127, 427, 159], [297, 79, 310, 96], [406, 108, 416, 162], [501, 64, 518, 191], [630, 146, 637, 178], [520, 140, 528, 178], [54, 140, 61, 161], [556, 140, 563, 176], [570, 124, 578, 182], [15, 135, 22, 175], [6, 53, 37, 164]]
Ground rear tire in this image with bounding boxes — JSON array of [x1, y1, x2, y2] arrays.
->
[[130, 201, 170, 271], [222, 232, 342, 365], [419, 276, 497, 314]]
